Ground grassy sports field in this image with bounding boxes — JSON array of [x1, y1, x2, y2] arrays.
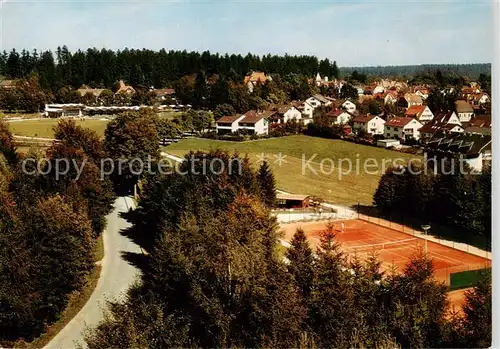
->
[[164, 135, 421, 206], [7, 118, 109, 139]]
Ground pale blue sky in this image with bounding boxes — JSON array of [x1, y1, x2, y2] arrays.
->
[[0, 0, 494, 66]]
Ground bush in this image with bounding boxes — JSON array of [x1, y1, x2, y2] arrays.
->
[[304, 123, 342, 139]]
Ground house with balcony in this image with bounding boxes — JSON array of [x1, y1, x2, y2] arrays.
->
[[237, 110, 269, 135], [267, 104, 302, 124], [306, 94, 333, 109], [216, 114, 246, 134], [341, 99, 357, 114], [353, 114, 386, 135], [418, 111, 464, 139], [404, 105, 434, 124], [299, 100, 315, 122], [455, 100, 474, 123], [327, 109, 352, 125], [384, 116, 423, 140]]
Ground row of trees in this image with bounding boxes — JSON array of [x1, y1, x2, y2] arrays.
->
[[0, 46, 340, 91], [0, 119, 115, 344], [0, 76, 52, 112], [79, 141, 490, 347], [0, 76, 175, 112], [374, 162, 491, 245], [175, 72, 322, 111], [0, 70, 324, 114]]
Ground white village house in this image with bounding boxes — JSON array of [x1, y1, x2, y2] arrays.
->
[[353, 114, 386, 135], [268, 104, 302, 124], [455, 100, 474, 123], [237, 111, 269, 135], [328, 109, 352, 125], [372, 85, 385, 94], [300, 100, 315, 120], [216, 110, 269, 135], [300, 94, 333, 122], [306, 94, 333, 109], [384, 116, 423, 140], [404, 105, 434, 124], [471, 92, 490, 105], [341, 100, 356, 114], [418, 111, 464, 139], [215, 114, 246, 134], [384, 91, 398, 105], [400, 93, 423, 108]]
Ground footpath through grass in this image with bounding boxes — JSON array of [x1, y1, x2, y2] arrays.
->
[[164, 135, 420, 206], [7, 118, 109, 139]]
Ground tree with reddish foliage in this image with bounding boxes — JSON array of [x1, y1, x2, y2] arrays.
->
[[0, 120, 18, 165]]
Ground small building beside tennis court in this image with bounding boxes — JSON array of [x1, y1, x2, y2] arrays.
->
[[276, 193, 311, 208]]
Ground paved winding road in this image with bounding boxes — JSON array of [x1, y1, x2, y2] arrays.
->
[[45, 196, 141, 349]]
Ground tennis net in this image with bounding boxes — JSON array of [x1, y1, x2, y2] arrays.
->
[[345, 238, 420, 254]]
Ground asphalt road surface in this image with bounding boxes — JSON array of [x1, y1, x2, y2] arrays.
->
[[45, 196, 141, 349]]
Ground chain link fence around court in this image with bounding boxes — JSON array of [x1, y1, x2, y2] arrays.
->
[[273, 205, 357, 224], [436, 262, 492, 287], [340, 234, 491, 287], [357, 213, 492, 260]]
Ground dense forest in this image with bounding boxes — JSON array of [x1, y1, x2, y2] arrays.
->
[[340, 64, 491, 80], [0, 119, 115, 345], [0, 46, 491, 93], [0, 46, 339, 92]]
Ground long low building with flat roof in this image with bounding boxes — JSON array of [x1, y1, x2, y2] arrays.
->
[[276, 193, 311, 208]]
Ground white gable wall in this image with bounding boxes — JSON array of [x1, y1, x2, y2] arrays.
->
[[342, 100, 357, 113], [385, 119, 423, 140], [283, 107, 302, 123], [418, 106, 434, 123], [302, 102, 314, 119], [447, 112, 462, 125], [458, 111, 474, 123], [334, 112, 352, 125]]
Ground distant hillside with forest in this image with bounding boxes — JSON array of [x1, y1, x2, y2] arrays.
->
[[339, 63, 491, 80]]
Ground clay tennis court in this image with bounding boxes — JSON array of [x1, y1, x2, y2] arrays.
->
[[280, 219, 491, 285]]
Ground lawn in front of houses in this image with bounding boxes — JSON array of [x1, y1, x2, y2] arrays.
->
[[164, 135, 421, 206]]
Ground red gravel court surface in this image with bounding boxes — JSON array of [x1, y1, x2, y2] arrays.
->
[[280, 219, 491, 285]]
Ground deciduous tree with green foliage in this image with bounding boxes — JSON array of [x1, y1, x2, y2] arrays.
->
[[104, 110, 160, 193], [340, 83, 359, 100], [214, 103, 236, 120], [0, 120, 18, 165]]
